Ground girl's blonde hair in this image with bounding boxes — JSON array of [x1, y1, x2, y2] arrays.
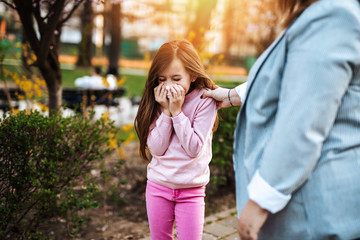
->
[[134, 39, 218, 161], [276, 0, 319, 28]]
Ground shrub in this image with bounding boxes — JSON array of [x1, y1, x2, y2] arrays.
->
[[0, 110, 114, 239], [210, 106, 240, 192]]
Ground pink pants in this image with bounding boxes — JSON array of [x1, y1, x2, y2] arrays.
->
[[146, 180, 206, 240]]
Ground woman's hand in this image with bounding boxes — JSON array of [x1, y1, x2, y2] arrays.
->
[[168, 84, 185, 116], [154, 83, 171, 116], [202, 86, 241, 109], [238, 200, 269, 240]]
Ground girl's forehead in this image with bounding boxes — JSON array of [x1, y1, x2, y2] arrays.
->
[[159, 58, 186, 76]]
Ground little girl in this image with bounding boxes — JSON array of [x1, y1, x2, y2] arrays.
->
[[134, 39, 218, 240]]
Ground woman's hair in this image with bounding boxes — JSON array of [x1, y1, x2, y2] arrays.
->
[[276, 0, 319, 28], [134, 39, 217, 161]]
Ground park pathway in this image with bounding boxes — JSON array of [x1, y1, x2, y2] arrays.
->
[[140, 207, 240, 240]]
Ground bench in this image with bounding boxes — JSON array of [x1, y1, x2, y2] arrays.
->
[[0, 88, 126, 112], [62, 88, 126, 111], [0, 88, 25, 111]]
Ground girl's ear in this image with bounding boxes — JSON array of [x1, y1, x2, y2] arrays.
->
[[191, 76, 197, 82]]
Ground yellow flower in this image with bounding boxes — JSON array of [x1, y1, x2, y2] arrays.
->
[[117, 148, 126, 159], [35, 90, 42, 98], [122, 132, 136, 146], [117, 76, 126, 87], [33, 84, 39, 91], [108, 132, 115, 138], [31, 53, 37, 61], [38, 103, 48, 112], [121, 124, 134, 132], [108, 138, 117, 150], [11, 109, 20, 115], [27, 91, 34, 99], [17, 95, 25, 100], [102, 112, 109, 120], [102, 77, 110, 87], [22, 81, 32, 92], [23, 48, 28, 57], [11, 73, 18, 80]]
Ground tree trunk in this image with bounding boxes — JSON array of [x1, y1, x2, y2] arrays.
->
[[223, 0, 235, 60], [108, 2, 121, 71], [13, 0, 65, 113], [77, 1, 93, 67], [39, 56, 62, 112], [186, 0, 218, 51]]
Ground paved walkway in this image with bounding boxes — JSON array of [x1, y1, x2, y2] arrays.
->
[[140, 207, 240, 240]]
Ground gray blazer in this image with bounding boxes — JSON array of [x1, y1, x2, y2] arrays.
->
[[233, 0, 360, 239]]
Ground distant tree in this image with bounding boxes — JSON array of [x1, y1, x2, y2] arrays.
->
[[76, 0, 93, 67], [0, 0, 97, 112], [222, 0, 236, 59], [105, 0, 121, 74], [245, 0, 279, 55], [186, 0, 218, 51], [223, 0, 279, 56]]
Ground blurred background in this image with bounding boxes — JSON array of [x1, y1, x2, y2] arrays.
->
[[0, 1, 282, 239], [0, 0, 280, 97]]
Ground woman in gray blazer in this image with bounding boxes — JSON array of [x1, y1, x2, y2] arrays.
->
[[203, 0, 360, 239]]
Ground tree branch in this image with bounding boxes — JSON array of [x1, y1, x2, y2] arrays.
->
[[13, 0, 41, 54], [38, 0, 65, 65], [33, 0, 45, 33], [0, 0, 16, 9], [58, 0, 85, 27]]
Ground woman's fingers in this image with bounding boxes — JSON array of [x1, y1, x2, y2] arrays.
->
[[202, 89, 212, 99]]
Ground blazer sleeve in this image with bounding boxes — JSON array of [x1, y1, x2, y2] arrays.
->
[[251, 3, 360, 211]]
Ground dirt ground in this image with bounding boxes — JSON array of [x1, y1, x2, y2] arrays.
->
[[43, 141, 236, 240]]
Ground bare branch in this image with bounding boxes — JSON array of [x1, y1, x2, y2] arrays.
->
[[33, 0, 45, 33], [13, 0, 41, 54], [58, 0, 85, 27], [38, 0, 66, 65], [0, 0, 16, 9]]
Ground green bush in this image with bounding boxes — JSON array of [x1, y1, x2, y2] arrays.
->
[[210, 106, 240, 192], [0, 110, 114, 239]]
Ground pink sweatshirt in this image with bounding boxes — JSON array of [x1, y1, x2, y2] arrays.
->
[[147, 88, 217, 189]]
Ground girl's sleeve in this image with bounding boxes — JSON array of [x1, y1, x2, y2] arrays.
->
[[147, 112, 173, 156], [172, 98, 217, 157]]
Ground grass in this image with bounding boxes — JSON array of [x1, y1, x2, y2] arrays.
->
[[62, 67, 147, 97], [2, 64, 243, 98], [119, 74, 146, 97], [62, 67, 92, 87], [2, 64, 147, 97]]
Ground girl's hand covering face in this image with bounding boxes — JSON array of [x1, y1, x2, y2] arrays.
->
[[168, 84, 185, 116], [154, 83, 170, 116]]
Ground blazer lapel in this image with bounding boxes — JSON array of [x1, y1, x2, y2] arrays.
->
[[242, 30, 287, 106]]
